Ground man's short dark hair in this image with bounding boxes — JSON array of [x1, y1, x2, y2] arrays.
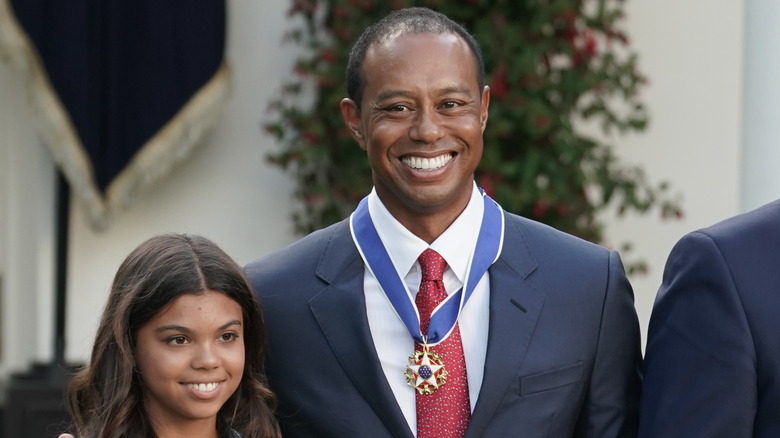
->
[[346, 7, 486, 109]]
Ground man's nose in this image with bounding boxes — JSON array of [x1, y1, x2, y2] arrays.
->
[[409, 108, 444, 143]]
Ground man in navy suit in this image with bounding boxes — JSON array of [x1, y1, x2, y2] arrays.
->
[[639, 199, 780, 437], [246, 7, 641, 437]]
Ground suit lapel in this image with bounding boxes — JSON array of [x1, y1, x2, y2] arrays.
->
[[308, 221, 413, 438], [465, 214, 545, 438], [306, 215, 546, 437]]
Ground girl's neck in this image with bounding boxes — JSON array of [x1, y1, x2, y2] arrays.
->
[[150, 417, 220, 438]]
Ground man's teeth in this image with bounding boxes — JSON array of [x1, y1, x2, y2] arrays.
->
[[187, 382, 219, 392], [403, 154, 452, 171]]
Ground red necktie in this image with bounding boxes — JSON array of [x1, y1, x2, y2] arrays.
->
[[415, 248, 470, 438]]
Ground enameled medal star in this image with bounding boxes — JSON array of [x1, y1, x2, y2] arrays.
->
[[405, 343, 448, 395]]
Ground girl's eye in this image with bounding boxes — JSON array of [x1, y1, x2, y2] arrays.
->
[[168, 336, 188, 345], [219, 332, 238, 342]]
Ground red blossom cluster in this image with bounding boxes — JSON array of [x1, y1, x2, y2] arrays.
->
[[265, 0, 682, 272]]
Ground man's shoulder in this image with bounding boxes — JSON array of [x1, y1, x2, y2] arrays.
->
[[503, 210, 607, 255], [244, 218, 352, 280], [685, 198, 780, 249], [499, 210, 615, 283], [707, 198, 780, 235]]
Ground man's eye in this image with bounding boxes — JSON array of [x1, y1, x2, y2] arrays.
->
[[387, 104, 408, 112], [441, 101, 460, 109]]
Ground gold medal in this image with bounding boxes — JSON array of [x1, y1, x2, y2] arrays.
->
[[405, 343, 448, 395]]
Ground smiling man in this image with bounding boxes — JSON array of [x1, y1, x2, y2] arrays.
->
[[341, 28, 488, 242], [245, 7, 641, 438]]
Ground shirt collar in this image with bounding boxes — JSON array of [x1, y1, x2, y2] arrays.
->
[[367, 182, 484, 283]]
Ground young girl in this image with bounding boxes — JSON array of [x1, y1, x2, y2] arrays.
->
[[64, 233, 281, 438]]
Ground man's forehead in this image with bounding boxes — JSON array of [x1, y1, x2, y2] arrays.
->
[[362, 32, 472, 78], [371, 30, 463, 52], [360, 33, 480, 101]]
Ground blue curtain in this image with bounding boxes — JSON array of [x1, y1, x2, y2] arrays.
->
[[3, 0, 228, 228]]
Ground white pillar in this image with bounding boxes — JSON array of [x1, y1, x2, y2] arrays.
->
[[742, 0, 780, 211], [0, 57, 57, 376]]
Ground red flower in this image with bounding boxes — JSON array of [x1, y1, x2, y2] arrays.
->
[[332, 6, 347, 19], [477, 173, 498, 198], [535, 115, 551, 129], [288, 0, 318, 16], [583, 30, 597, 58], [490, 66, 508, 100], [321, 49, 337, 65], [532, 201, 548, 219]]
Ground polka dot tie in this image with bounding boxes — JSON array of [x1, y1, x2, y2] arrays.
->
[[415, 248, 470, 438]]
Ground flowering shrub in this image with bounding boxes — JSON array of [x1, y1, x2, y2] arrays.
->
[[264, 0, 682, 273]]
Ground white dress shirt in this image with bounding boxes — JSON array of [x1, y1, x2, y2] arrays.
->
[[362, 182, 491, 435]]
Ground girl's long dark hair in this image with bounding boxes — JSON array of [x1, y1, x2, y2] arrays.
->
[[66, 233, 281, 438]]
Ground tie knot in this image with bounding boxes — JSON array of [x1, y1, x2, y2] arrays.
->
[[418, 248, 446, 282]]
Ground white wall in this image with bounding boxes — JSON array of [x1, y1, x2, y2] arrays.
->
[[603, 1, 746, 340], [0, 0, 773, 369], [742, 0, 780, 211], [0, 55, 57, 375]]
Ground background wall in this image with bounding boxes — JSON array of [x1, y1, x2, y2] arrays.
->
[[0, 0, 774, 374], [603, 0, 745, 338], [0, 65, 57, 373], [742, 0, 780, 210]]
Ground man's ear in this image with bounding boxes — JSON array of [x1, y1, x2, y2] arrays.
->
[[480, 85, 490, 132], [340, 98, 366, 149]]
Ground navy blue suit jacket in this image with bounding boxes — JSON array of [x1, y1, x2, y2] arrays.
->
[[639, 199, 780, 437], [245, 211, 641, 437]]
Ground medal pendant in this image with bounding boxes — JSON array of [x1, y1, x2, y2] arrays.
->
[[405, 343, 448, 395]]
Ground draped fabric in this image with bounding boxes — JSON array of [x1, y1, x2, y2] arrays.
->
[[0, 0, 230, 229]]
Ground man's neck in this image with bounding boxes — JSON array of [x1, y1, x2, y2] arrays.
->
[[378, 193, 472, 244], [394, 207, 466, 244]]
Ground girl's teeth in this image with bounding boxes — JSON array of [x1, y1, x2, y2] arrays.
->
[[188, 382, 218, 392]]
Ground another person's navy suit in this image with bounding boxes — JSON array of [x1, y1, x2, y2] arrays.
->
[[639, 199, 780, 437], [246, 7, 641, 438]]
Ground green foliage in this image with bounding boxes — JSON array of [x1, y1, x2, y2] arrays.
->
[[264, 0, 682, 274]]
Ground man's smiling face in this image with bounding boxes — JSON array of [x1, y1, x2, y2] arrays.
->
[[342, 31, 489, 227]]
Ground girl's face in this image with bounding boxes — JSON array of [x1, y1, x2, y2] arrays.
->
[[134, 290, 245, 433]]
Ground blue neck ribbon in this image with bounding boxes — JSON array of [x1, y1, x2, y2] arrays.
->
[[350, 191, 504, 346]]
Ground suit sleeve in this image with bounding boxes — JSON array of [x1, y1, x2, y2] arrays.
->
[[576, 250, 643, 437], [638, 231, 756, 437]]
